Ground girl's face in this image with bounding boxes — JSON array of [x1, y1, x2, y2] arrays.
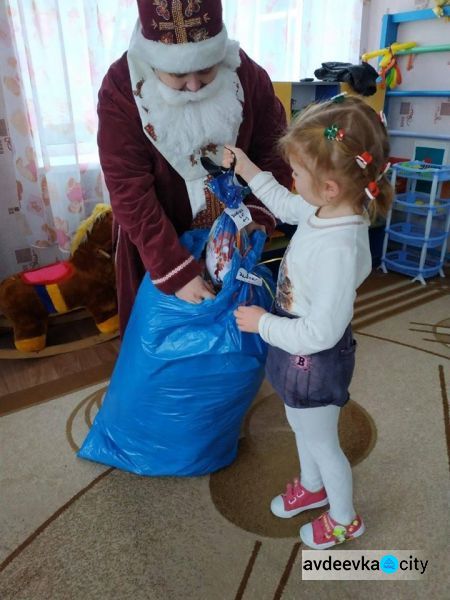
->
[[290, 155, 344, 214], [289, 156, 324, 208]]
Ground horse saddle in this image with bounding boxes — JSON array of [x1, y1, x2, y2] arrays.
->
[[20, 261, 73, 286], [20, 261, 74, 314]]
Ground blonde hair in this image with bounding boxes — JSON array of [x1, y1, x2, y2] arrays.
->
[[278, 95, 393, 219]]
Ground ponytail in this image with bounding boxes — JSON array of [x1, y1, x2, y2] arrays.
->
[[366, 175, 393, 221]]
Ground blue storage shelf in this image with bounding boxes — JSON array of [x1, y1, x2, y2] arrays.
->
[[381, 161, 450, 284], [378, 8, 450, 283], [392, 161, 450, 181], [383, 250, 442, 279], [394, 192, 450, 215], [386, 223, 447, 248]]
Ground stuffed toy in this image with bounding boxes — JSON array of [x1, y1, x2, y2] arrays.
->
[[0, 204, 118, 352], [314, 61, 379, 96]]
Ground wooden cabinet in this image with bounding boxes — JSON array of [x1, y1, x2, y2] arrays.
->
[[273, 81, 386, 123]]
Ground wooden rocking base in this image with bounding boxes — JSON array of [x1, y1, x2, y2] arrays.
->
[[0, 309, 119, 359]]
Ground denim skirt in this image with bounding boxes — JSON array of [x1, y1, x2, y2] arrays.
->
[[265, 306, 356, 409]]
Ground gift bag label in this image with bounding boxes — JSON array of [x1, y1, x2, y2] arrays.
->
[[236, 268, 263, 286], [225, 204, 252, 230]]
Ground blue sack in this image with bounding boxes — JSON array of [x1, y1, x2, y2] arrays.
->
[[206, 169, 251, 208], [200, 155, 251, 209], [78, 229, 274, 476]]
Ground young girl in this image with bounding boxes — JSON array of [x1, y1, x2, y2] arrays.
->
[[224, 95, 392, 550]]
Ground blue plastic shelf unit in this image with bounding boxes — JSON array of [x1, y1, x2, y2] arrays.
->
[[380, 161, 450, 284]]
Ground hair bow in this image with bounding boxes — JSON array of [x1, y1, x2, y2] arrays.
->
[[324, 125, 345, 141]]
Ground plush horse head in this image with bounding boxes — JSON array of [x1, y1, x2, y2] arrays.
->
[[70, 204, 116, 288], [0, 204, 118, 353]]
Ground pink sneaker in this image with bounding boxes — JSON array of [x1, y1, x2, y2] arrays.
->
[[270, 478, 328, 518], [300, 511, 365, 549]]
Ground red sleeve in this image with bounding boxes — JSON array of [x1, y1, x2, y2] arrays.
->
[[238, 53, 292, 234], [97, 68, 202, 295]]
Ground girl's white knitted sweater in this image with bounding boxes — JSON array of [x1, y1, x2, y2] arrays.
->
[[250, 171, 372, 356]]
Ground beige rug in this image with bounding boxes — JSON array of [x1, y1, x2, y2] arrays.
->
[[0, 273, 449, 599]]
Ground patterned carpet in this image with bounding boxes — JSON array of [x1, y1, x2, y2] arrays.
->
[[0, 271, 448, 599]]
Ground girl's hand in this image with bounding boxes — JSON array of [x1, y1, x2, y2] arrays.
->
[[234, 305, 267, 333], [223, 146, 261, 183]]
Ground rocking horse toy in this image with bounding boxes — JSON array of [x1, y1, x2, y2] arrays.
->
[[0, 204, 118, 354]]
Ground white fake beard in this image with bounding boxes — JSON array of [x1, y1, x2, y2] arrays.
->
[[140, 65, 243, 156]]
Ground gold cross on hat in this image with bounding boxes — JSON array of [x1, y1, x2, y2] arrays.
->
[[159, 0, 202, 43]]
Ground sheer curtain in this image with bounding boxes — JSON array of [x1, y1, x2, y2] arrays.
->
[[0, 0, 362, 272], [224, 0, 363, 81], [0, 0, 137, 267], [223, 0, 304, 81], [299, 0, 364, 80]]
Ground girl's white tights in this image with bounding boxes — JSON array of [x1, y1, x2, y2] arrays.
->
[[285, 404, 356, 526]]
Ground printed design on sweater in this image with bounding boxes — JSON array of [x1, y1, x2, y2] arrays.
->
[[276, 245, 293, 312]]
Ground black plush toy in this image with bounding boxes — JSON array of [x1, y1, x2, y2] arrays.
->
[[314, 61, 378, 96]]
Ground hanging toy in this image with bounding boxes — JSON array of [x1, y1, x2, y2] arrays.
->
[[378, 47, 403, 89], [362, 41, 417, 90]]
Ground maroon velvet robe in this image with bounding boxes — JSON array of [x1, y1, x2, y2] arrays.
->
[[97, 49, 292, 333]]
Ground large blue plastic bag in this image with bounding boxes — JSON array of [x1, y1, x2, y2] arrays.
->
[[78, 229, 274, 476]]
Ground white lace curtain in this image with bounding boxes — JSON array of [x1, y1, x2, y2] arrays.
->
[[0, 0, 363, 276], [224, 0, 363, 81]]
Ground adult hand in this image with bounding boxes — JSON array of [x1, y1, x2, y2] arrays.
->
[[175, 275, 215, 303], [223, 146, 261, 183], [234, 305, 267, 333]]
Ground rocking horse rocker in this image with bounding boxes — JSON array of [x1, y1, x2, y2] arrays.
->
[[0, 204, 119, 354]]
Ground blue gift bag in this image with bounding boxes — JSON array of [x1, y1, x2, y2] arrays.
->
[[78, 229, 274, 476]]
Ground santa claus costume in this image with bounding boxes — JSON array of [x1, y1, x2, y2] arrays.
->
[[97, 0, 291, 332]]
